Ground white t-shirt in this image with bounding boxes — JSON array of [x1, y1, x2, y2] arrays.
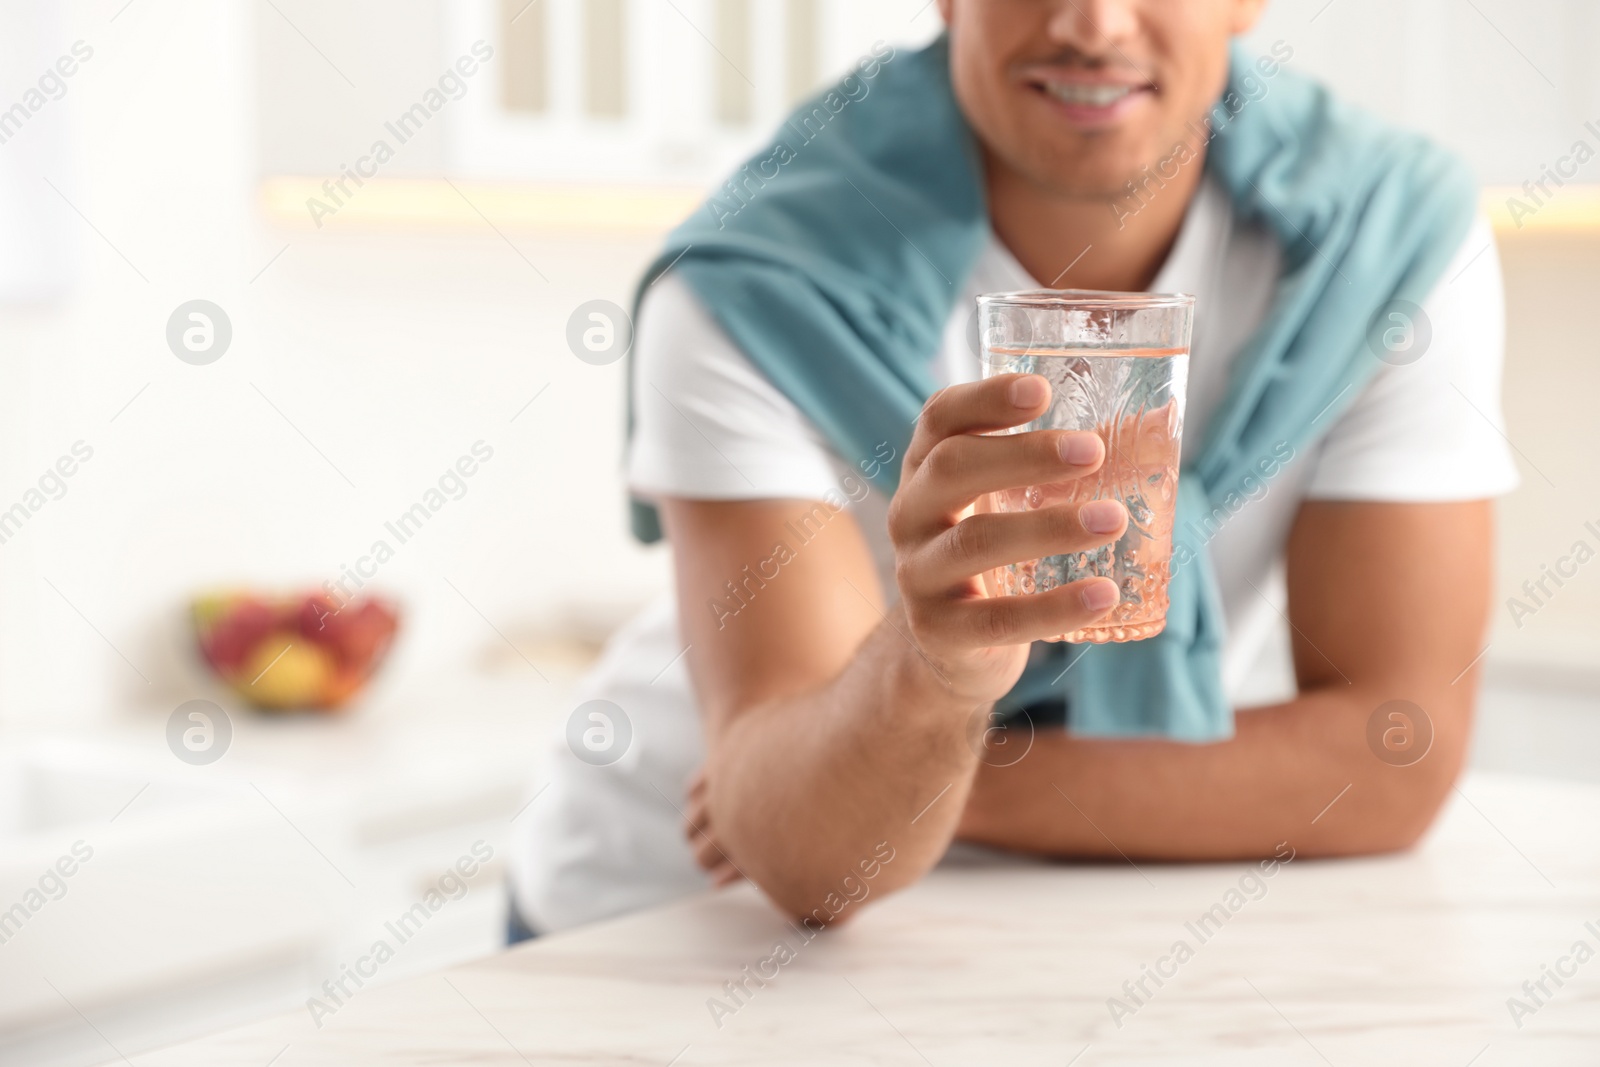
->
[[511, 177, 1518, 933]]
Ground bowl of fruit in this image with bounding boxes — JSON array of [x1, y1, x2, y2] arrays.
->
[[192, 591, 400, 711]]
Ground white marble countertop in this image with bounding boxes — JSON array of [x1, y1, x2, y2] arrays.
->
[[0, 672, 570, 1065], [104, 771, 1600, 1065]]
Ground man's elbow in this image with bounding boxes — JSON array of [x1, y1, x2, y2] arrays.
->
[[771, 898, 859, 932], [1351, 806, 1441, 856], [757, 863, 910, 929], [766, 883, 882, 930], [1329, 749, 1468, 857]]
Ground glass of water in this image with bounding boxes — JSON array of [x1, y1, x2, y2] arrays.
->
[[976, 290, 1193, 644]]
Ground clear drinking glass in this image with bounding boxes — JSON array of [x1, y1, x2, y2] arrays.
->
[[977, 290, 1193, 644]]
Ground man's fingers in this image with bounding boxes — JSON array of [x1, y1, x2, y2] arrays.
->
[[904, 502, 1128, 593], [690, 830, 726, 872], [933, 578, 1123, 647], [907, 430, 1104, 523], [683, 789, 710, 847], [707, 860, 743, 887], [682, 768, 736, 877], [905, 374, 1052, 471]]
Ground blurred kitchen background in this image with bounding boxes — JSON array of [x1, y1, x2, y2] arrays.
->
[[0, 0, 1595, 1063]]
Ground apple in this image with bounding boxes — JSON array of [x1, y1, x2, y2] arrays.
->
[[241, 631, 336, 710], [196, 596, 276, 672]]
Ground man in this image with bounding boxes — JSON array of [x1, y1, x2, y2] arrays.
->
[[509, 0, 1516, 934]]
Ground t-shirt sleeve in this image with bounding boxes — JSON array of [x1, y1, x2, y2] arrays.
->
[[1305, 215, 1521, 501], [626, 273, 844, 502]]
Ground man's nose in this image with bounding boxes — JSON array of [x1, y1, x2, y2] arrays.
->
[[1043, 0, 1141, 59]]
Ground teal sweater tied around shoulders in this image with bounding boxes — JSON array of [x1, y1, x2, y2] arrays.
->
[[627, 35, 1477, 742]]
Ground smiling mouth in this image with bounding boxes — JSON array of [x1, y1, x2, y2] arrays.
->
[[1041, 82, 1141, 108], [1023, 71, 1156, 124]]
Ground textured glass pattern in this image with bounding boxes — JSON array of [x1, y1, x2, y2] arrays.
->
[[978, 291, 1192, 644]]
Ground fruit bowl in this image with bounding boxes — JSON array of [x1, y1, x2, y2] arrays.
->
[[191, 591, 400, 712]]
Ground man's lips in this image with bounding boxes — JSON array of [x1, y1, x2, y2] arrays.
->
[[1023, 71, 1156, 125]]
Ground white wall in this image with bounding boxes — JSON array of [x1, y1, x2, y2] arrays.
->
[[1245, 0, 1600, 186], [257, 0, 448, 177]]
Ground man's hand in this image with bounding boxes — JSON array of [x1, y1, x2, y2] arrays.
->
[[684, 768, 743, 888], [889, 372, 1128, 703]]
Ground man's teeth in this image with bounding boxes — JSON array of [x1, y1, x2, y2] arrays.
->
[[1044, 83, 1134, 107]]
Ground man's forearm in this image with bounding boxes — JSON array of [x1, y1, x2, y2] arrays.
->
[[956, 684, 1471, 860], [707, 607, 982, 921]]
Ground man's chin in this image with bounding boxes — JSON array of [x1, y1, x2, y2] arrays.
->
[[984, 130, 1183, 207], [1010, 142, 1169, 204], [1022, 165, 1148, 204]]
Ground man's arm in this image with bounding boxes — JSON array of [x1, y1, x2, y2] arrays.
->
[[663, 496, 976, 918], [662, 374, 1128, 921], [955, 499, 1493, 859]]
